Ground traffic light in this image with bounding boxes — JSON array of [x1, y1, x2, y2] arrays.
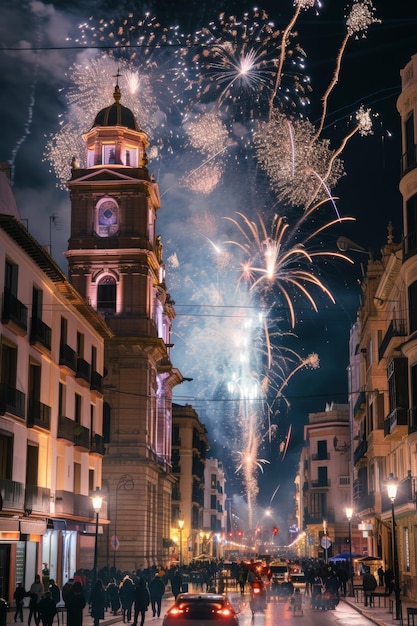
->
[[272, 526, 279, 535]]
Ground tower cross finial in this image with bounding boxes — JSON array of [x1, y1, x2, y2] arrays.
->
[[113, 67, 122, 87]]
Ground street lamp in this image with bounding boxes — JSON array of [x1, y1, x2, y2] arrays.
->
[[91, 487, 103, 583], [178, 517, 184, 569], [386, 473, 402, 621], [345, 507, 354, 596]]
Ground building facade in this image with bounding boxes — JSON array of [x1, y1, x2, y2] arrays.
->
[[171, 403, 209, 565], [65, 84, 183, 572], [296, 403, 360, 560], [202, 457, 227, 560], [0, 167, 111, 601], [349, 53, 417, 600]]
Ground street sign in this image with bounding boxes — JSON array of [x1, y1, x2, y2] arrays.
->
[[321, 536, 332, 549], [110, 535, 119, 551]]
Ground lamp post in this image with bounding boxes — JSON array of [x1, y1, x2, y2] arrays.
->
[[386, 474, 402, 621], [91, 487, 103, 583], [345, 507, 354, 596], [178, 517, 184, 569]]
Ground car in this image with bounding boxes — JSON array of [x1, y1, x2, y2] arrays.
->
[[290, 573, 306, 589], [162, 593, 239, 626], [269, 561, 290, 584]]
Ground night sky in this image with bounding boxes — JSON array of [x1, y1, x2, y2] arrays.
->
[[1, 1, 417, 539]]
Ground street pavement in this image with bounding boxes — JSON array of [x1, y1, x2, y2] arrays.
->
[[5, 583, 417, 626]]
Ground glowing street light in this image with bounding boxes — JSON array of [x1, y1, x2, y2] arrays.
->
[[386, 474, 401, 621], [91, 487, 103, 583], [178, 517, 184, 568], [345, 507, 354, 596]]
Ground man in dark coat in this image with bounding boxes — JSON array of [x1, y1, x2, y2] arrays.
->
[[362, 568, 377, 607], [65, 581, 86, 626], [14, 582, 26, 623], [132, 579, 150, 626], [38, 592, 57, 626], [148, 575, 165, 618], [171, 572, 183, 600], [90, 580, 106, 626]]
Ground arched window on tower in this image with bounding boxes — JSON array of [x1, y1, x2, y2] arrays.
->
[[97, 275, 116, 314]]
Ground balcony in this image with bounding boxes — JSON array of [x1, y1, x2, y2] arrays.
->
[[30, 318, 52, 352], [27, 401, 51, 431], [0, 479, 25, 510], [90, 433, 105, 456], [354, 492, 375, 514], [24, 485, 51, 514], [378, 319, 407, 362], [90, 371, 103, 394], [59, 343, 76, 372], [57, 414, 76, 443], [74, 494, 93, 518], [74, 425, 90, 450], [404, 230, 417, 262], [409, 407, 417, 434], [312, 453, 330, 461], [353, 390, 366, 417], [2, 290, 28, 335], [311, 480, 331, 488], [381, 474, 417, 513], [353, 439, 368, 466], [0, 383, 25, 419], [76, 357, 91, 386], [384, 407, 408, 440], [401, 145, 417, 177], [54, 490, 74, 516]]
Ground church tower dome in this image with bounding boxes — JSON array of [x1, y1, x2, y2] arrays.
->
[[79, 82, 150, 172]]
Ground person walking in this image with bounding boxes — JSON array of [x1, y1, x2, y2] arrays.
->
[[106, 579, 120, 616], [38, 592, 57, 626], [119, 576, 135, 623], [132, 578, 150, 626], [362, 568, 377, 607], [65, 581, 86, 626], [171, 572, 182, 600], [148, 574, 165, 618], [48, 581, 61, 607], [377, 566, 384, 587], [90, 580, 106, 626], [14, 582, 26, 622], [28, 575, 44, 626]]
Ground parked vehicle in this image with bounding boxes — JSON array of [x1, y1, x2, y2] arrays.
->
[[162, 593, 239, 626]]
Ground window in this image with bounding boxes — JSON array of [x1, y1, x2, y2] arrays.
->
[[58, 383, 66, 417], [404, 526, 411, 572], [103, 144, 116, 164], [210, 495, 217, 510], [75, 393, 82, 425], [28, 361, 41, 409], [5, 260, 18, 296], [211, 473, 217, 489], [409, 281, 417, 335], [0, 432, 13, 479], [405, 112, 415, 171], [97, 276, 116, 313], [317, 466, 328, 486], [91, 346, 97, 373], [74, 462, 81, 494], [90, 404, 95, 436], [60, 317, 68, 345], [317, 440, 327, 460], [26, 443, 39, 487], [32, 287, 43, 320], [388, 358, 409, 413], [1, 341, 17, 388], [76, 332, 84, 358]]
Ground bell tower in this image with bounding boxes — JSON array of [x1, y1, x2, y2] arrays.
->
[[65, 83, 182, 570]]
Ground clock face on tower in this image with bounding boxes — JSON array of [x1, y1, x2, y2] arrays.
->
[[97, 198, 119, 237]]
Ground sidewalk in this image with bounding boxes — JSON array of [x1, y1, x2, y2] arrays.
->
[[341, 587, 417, 626]]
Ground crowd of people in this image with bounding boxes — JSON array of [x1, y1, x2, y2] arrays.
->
[[12, 566, 185, 626]]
